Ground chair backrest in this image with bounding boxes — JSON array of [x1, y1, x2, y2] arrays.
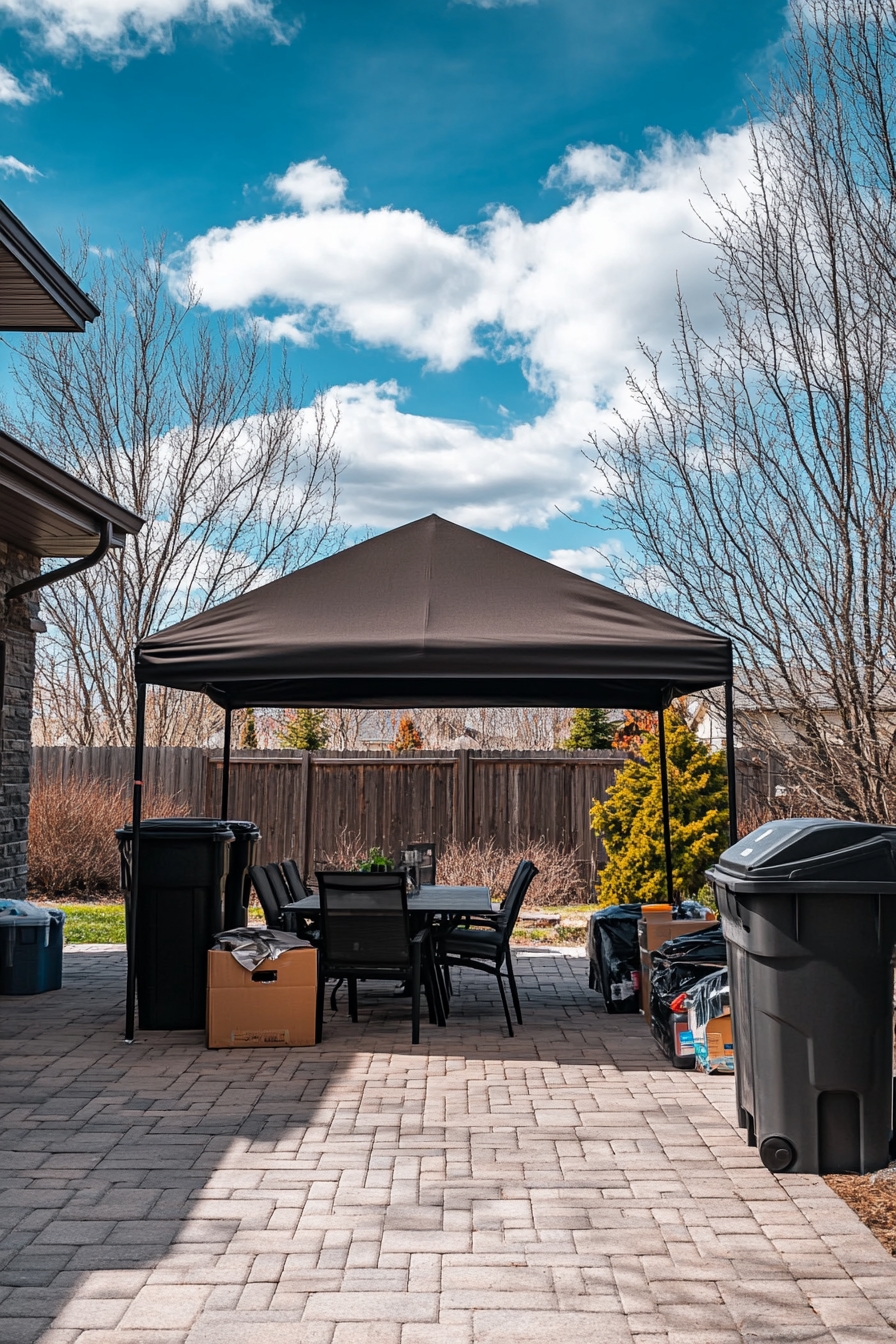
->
[[264, 863, 293, 911], [250, 865, 283, 928], [400, 841, 436, 887], [316, 871, 411, 969], [281, 859, 310, 902], [495, 859, 539, 941]]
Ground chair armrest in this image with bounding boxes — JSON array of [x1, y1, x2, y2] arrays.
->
[[411, 927, 430, 944]]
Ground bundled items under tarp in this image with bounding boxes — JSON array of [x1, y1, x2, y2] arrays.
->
[[586, 905, 643, 1014], [213, 927, 312, 973], [649, 923, 727, 1061], [637, 903, 716, 1020], [684, 968, 733, 1073]]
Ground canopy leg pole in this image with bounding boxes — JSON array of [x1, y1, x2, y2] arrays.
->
[[125, 683, 146, 1043], [221, 706, 232, 821], [725, 679, 738, 844], [657, 705, 675, 906]]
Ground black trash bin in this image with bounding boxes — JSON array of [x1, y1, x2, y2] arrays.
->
[[116, 818, 234, 1030], [707, 818, 896, 1175], [221, 820, 261, 929], [587, 905, 642, 1013]]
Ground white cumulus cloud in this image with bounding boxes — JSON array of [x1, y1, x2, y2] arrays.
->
[[328, 380, 594, 530], [0, 0, 284, 59], [0, 64, 49, 104], [176, 130, 753, 529], [0, 154, 41, 179], [272, 158, 347, 213], [454, 0, 537, 7], [548, 542, 627, 582]]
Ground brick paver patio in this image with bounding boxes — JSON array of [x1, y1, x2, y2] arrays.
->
[[2, 944, 896, 1344]]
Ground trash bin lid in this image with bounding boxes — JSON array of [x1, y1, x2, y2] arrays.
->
[[222, 819, 261, 839], [115, 818, 235, 841], [708, 818, 896, 892], [0, 899, 51, 927]]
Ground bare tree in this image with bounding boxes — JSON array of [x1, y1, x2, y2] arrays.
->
[[589, 0, 896, 821], [6, 236, 344, 746]]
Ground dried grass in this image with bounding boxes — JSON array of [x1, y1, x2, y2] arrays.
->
[[311, 832, 588, 905], [28, 776, 187, 899], [315, 827, 370, 872], [437, 837, 588, 906]]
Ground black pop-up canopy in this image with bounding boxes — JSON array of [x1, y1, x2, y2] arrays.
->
[[125, 515, 736, 1038], [135, 515, 732, 708]]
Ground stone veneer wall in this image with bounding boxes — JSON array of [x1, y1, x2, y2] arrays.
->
[[0, 542, 41, 898]]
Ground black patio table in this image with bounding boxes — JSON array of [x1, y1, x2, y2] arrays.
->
[[282, 884, 494, 924]]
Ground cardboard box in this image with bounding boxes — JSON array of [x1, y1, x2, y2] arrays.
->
[[689, 1009, 734, 1074], [638, 905, 715, 1017], [207, 948, 318, 1048]]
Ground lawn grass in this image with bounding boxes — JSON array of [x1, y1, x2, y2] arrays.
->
[[57, 904, 126, 943], [51, 902, 593, 947]]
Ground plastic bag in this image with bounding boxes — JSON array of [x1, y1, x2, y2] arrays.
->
[[213, 927, 311, 972], [649, 923, 727, 1057], [587, 904, 642, 1014]]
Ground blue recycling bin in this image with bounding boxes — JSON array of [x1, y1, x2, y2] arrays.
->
[[0, 900, 65, 994]]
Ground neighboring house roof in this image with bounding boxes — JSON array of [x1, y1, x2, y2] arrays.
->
[[0, 200, 99, 332], [0, 428, 143, 558]]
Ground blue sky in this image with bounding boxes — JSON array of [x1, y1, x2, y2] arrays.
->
[[0, 0, 787, 570]]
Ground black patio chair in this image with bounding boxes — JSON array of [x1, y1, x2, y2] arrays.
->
[[249, 863, 303, 934], [249, 864, 287, 930], [399, 841, 436, 888], [281, 859, 311, 901], [315, 870, 446, 1045], [435, 859, 538, 1036]]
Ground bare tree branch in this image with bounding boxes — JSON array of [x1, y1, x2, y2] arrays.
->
[[588, 0, 896, 820], [4, 235, 345, 746]]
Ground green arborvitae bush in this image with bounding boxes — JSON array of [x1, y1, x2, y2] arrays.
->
[[561, 707, 616, 749], [277, 708, 330, 750], [239, 707, 259, 749], [591, 710, 729, 905]]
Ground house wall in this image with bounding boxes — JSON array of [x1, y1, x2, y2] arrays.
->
[[0, 542, 41, 898]]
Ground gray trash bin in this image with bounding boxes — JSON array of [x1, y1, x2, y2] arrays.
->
[[707, 819, 896, 1175]]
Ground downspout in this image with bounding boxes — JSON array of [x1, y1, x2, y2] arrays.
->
[[4, 518, 114, 604]]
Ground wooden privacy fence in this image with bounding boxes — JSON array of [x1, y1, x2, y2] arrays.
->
[[31, 746, 768, 878]]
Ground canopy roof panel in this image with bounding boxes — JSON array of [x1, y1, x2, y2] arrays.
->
[[135, 515, 732, 709]]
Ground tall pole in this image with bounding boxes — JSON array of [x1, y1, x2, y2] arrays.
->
[[125, 682, 146, 1043], [657, 704, 675, 905], [725, 679, 738, 844], [220, 706, 232, 820]]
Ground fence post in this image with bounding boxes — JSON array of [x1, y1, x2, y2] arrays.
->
[[300, 751, 314, 880], [454, 749, 472, 844]]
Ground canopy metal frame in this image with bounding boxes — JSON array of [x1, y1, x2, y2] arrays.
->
[[124, 678, 738, 1042], [123, 514, 736, 1040]]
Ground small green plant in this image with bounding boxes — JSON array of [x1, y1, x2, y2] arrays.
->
[[277, 708, 329, 750], [560, 707, 617, 749], [358, 846, 394, 872]]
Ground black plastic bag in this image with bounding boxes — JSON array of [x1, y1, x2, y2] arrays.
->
[[587, 904, 642, 1014], [649, 923, 727, 1056]]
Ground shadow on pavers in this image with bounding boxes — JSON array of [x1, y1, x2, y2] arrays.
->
[[0, 943, 673, 1343]]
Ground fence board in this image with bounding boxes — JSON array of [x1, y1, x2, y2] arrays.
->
[[32, 745, 767, 876]]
